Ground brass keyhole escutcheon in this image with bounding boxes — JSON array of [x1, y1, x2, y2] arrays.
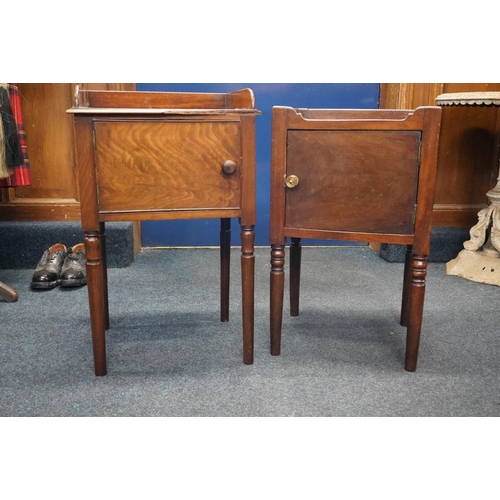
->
[[285, 175, 299, 189], [222, 160, 237, 175]]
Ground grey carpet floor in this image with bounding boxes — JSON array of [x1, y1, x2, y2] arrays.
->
[[1, 247, 499, 417]]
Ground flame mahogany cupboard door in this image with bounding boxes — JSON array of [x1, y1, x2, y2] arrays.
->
[[93, 120, 242, 213], [270, 106, 442, 372]]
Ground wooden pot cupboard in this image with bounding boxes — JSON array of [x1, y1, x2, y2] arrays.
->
[[269, 106, 442, 371], [68, 88, 260, 375]]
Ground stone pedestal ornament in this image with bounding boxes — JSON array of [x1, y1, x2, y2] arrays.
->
[[436, 92, 500, 285]]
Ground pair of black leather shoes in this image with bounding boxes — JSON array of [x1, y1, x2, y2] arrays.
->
[[31, 243, 87, 289]]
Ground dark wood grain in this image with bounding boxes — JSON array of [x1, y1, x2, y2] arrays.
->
[[270, 244, 285, 356], [100, 221, 110, 331], [84, 233, 107, 376], [74, 116, 99, 230], [269, 106, 442, 372], [400, 245, 413, 327], [289, 238, 301, 317], [81, 88, 255, 110], [220, 218, 231, 322], [241, 225, 255, 365], [285, 130, 420, 235]]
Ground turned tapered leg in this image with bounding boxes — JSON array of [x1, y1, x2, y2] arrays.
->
[[84, 232, 107, 376], [220, 218, 231, 323], [290, 237, 302, 317], [400, 245, 413, 327], [405, 254, 428, 372], [100, 222, 110, 330], [270, 244, 285, 356], [241, 224, 255, 364]]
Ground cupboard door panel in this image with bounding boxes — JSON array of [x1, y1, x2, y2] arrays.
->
[[94, 121, 241, 212], [285, 130, 420, 234]]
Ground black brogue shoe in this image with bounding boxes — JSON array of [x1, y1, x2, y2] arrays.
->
[[31, 243, 68, 290], [60, 243, 87, 287]]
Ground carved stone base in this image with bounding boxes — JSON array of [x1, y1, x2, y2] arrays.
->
[[446, 248, 500, 286]]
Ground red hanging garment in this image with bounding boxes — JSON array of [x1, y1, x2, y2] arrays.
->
[[0, 83, 31, 187]]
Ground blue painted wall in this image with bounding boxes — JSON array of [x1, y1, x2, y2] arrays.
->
[[136, 83, 380, 247]]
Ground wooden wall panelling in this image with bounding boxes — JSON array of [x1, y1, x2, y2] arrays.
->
[[380, 83, 500, 228], [0, 83, 141, 256], [0, 83, 136, 221], [380, 83, 445, 109], [1, 83, 80, 220]]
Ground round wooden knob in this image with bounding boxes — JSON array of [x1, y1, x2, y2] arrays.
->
[[222, 160, 237, 175]]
